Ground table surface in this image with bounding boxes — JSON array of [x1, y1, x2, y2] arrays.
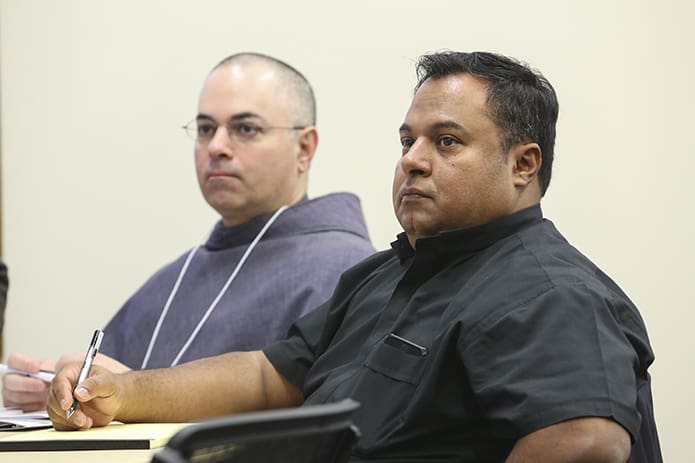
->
[[0, 423, 183, 463], [0, 447, 158, 463]]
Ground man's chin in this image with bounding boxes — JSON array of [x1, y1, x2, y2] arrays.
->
[[206, 196, 247, 218]]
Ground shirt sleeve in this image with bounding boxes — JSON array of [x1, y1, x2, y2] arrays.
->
[[263, 250, 394, 393], [263, 298, 331, 391], [460, 283, 643, 441]]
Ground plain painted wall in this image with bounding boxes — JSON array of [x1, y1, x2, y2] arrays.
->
[[1, 0, 693, 460]]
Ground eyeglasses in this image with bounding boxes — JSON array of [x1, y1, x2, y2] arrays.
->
[[182, 119, 306, 144]]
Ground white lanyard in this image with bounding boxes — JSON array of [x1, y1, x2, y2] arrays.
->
[[140, 206, 288, 369]]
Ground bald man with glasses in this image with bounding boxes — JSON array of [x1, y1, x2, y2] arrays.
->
[[3, 53, 374, 412]]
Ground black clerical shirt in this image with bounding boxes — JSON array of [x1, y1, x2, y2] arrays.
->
[[264, 205, 656, 462]]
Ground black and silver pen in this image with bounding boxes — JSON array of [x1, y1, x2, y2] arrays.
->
[[66, 329, 104, 419]]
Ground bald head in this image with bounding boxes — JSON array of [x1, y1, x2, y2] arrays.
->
[[194, 53, 320, 226], [213, 53, 316, 127]]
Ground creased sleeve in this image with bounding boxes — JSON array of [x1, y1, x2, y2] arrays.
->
[[460, 283, 642, 441]]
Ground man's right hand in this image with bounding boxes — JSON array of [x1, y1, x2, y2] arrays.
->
[[3, 351, 130, 414], [49, 351, 304, 429], [47, 362, 121, 431], [2, 352, 55, 411]]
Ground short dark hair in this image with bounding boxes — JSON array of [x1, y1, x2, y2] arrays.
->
[[415, 51, 558, 196], [214, 52, 316, 126]]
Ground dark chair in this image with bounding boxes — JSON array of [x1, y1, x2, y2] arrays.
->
[[152, 399, 360, 463]]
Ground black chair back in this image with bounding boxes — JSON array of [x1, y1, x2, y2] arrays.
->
[[152, 399, 360, 463]]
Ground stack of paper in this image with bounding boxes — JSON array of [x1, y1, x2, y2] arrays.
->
[[0, 408, 52, 431]]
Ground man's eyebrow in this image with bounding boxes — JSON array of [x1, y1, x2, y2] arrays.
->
[[229, 112, 264, 122], [431, 120, 466, 131], [195, 112, 265, 122], [399, 120, 467, 133], [196, 113, 214, 121]]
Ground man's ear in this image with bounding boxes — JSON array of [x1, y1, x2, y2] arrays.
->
[[511, 142, 542, 188], [296, 127, 318, 174]]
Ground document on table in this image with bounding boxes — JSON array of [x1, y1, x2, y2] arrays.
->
[[0, 408, 52, 431], [0, 422, 191, 451], [0, 409, 49, 420]]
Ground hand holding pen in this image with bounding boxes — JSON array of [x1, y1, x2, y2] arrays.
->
[[45, 330, 129, 431], [66, 329, 104, 419]]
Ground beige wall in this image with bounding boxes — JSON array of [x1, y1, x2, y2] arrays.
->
[[1, 0, 693, 459]]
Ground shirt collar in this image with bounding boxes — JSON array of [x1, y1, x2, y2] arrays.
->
[[391, 204, 544, 263], [205, 211, 281, 251], [203, 197, 307, 250]]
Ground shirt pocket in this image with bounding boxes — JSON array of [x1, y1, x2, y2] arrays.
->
[[363, 335, 429, 385], [348, 338, 430, 451]]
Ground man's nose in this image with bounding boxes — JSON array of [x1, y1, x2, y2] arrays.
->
[[400, 139, 431, 176], [207, 126, 233, 158]]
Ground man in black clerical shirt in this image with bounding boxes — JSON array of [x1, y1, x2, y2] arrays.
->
[[46, 51, 660, 463]]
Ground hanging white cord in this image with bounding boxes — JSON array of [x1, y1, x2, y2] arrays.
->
[[141, 205, 289, 369], [140, 244, 201, 369]]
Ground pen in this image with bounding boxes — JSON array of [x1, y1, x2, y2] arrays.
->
[[0, 364, 55, 383], [66, 329, 104, 419]]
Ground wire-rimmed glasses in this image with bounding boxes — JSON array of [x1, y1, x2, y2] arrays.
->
[[182, 119, 306, 144]]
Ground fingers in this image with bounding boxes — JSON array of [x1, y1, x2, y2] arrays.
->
[[46, 362, 85, 430], [7, 351, 43, 373], [47, 364, 117, 430], [3, 352, 53, 412], [55, 352, 86, 372], [71, 366, 113, 402], [4, 373, 49, 393], [2, 363, 51, 411], [47, 394, 93, 431], [3, 374, 49, 411]]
